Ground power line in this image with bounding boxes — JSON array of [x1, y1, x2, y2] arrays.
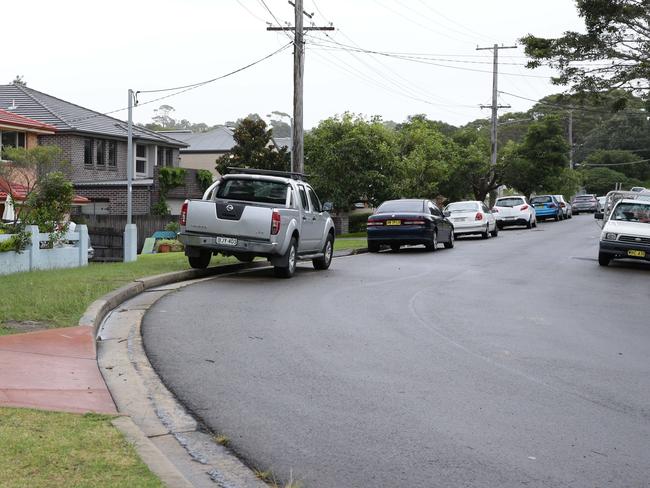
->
[[581, 157, 650, 167], [66, 43, 292, 124], [498, 90, 649, 115], [234, 0, 268, 23]]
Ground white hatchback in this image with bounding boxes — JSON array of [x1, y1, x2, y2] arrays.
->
[[444, 201, 498, 239], [492, 196, 537, 229]]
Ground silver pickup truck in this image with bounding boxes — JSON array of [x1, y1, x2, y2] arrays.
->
[[177, 169, 336, 278]]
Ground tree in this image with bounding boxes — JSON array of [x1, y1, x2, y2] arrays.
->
[[151, 105, 177, 129], [581, 166, 641, 194], [304, 114, 399, 211], [448, 128, 499, 202], [11, 75, 26, 86], [521, 0, 650, 108], [502, 116, 570, 198], [581, 149, 650, 181], [268, 111, 292, 138], [216, 117, 289, 175], [396, 117, 454, 200]]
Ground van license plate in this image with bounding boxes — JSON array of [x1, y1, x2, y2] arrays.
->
[[216, 237, 237, 246], [628, 249, 645, 258]]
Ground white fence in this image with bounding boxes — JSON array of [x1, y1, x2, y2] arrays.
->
[[0, 225, 89, 276]]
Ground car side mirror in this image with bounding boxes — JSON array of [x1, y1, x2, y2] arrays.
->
[[443, 211, 451, 217], [322, 202, 333, 212], [595, 212, 604, 220]]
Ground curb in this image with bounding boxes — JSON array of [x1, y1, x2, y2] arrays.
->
[[87, 251, 366, 487]]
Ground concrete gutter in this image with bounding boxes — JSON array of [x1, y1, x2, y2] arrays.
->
[[88, 250, 367, 487]]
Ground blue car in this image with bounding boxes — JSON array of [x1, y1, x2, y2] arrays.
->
[[530, 195, 561, 221]]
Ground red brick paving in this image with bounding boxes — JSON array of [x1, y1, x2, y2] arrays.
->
[[0, 326, 116, 414]]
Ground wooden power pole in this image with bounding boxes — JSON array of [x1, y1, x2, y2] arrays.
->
[[267, 0, 334, 173]]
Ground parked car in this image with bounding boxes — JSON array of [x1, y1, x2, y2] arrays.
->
[[178, 168, 335, 278], [367, 199, 454, 252], [492, 196, 536, 229], [596, 198, 650, 266], [444, 201, 498, 238], [630, 186, 647, 193], [553, 195, 572, 219], [531, 195, 562, 221], [596, 196, 607, 213], [571, 194, 598, 214]]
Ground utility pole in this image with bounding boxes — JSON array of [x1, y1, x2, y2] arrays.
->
[[568, 110, 574, 169], [477, 44, 517, 174], [267, 1, 334, 174]]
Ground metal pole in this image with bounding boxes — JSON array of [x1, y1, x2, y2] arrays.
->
[[127, 89, 133, 225], [123, 89, 137, 262], [292, 0, 304, 174], [568, 110, 574, 169], [490, 44, 498, 168]]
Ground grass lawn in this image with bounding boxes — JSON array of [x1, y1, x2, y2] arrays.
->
[[0, 408, 163, 488], [337, 231, 368, 239], [0, 253, 236, 334], [334, 238, 367, 251]]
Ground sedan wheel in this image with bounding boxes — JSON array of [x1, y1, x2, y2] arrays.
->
[[443, 230, 454, 249], [481, 225, 489, 239], [426, 230, 438, 251]]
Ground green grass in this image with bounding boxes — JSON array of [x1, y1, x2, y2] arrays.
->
[[338, 231, 368, 238], [0, 253, 236, 332], [0, 408, 163, 488], [334, 238, 367, 251]]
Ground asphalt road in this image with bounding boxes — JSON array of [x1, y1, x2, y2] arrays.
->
[[143, 215, 650, 488]]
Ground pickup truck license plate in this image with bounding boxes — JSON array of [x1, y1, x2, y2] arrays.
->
[[216, 237, 237, 246], [386, 220, 401, 226], [628, 249, 646, 258]]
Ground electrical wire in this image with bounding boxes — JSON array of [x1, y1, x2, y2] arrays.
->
[[258, 0, 295, 44], [235, 0, 268, 23], [498, 90, 649, 115], [581, 158, 650, 167]]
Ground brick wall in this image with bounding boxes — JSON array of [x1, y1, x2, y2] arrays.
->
[[75, 185, 152, 215]]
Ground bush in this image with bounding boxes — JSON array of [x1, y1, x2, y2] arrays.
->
[[154, 239, 184, 252], [165, 221, 180, 233], [348, 212, 373, 233]]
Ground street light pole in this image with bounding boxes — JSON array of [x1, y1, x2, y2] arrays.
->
[[123, 89, 137, 262]]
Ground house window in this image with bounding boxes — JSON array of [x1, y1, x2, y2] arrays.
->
[[135, 144, 147, 175], [157, 146, 164, 167], [84, 139, 93, 165], [0, 131, 27, 151], [107, 141, 117, 167], [96, 140, 105, 166], [166, 148, 173, 167]]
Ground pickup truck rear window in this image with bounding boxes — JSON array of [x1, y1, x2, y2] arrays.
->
[[216, 178, 288, 205]]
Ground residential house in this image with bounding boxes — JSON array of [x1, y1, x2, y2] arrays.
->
[[158, 127, 235, 176], [0, 84, 197, 216]]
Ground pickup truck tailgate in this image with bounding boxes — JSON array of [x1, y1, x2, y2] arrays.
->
[[185, 200, 273, 240]]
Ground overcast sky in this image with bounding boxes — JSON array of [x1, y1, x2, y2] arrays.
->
[[3, 0, 585, 129]]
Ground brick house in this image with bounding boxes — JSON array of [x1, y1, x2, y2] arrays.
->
[[0, 84, 201, 216]]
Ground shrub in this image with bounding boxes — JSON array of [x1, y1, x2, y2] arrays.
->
[[348, 211, 373, 233]]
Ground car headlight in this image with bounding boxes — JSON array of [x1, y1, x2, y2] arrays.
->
[[604, 233, 618, 241]]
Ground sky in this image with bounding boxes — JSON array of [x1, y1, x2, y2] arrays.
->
[[2, 0, 585, 130]]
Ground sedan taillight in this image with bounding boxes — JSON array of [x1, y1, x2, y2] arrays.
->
[[367, 220, 385, 226], [475, 212, 483, 221], [520, 204, 528, 211], [403, 220, 426, 225]]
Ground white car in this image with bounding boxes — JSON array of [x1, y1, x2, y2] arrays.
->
[[492, 196, 537, 229], [444, 200, 498, 239], [596, 198, 650, 266], [554, 195, 572, 219]]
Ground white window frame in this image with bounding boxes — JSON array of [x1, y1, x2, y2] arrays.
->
[[135, 144, 148, 176]]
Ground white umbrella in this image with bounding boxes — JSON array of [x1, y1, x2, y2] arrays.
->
[[2, 194, 15, 221]]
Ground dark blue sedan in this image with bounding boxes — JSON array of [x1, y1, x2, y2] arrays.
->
[[367, 199, 454, 252]]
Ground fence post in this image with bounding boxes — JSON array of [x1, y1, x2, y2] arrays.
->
[[27, 225, 40, 271], [78, 224, 89, 266]]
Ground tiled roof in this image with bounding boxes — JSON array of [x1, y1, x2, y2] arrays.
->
[[158, 127, 235, 152], [0, 108, 56, 132], [0, 179, 90, 204], [0, 84, 186, 147]]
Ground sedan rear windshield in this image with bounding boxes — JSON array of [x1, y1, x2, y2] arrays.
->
[[574, 195, 596, 201], [611, 202, 650, 223], [216, 178, 288, 204], [446, 202, 479, 212], [531, 196, 552, 204], [495, 198, 524, 207], [377, 200, 424, 213]]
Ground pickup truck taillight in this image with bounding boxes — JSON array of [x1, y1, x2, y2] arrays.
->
[[271, 210, 281, 235], [180, 200, 189, 226]]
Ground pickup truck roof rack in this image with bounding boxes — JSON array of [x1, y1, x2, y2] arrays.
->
[[226, 167, 309, 181]]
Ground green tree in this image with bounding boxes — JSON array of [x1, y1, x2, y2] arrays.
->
[[502, 116, 570, 198], [396, 117, 455, 200], [448, 128, 499, 202], [216, 117, 289, 175], [581, 167, 641, 194], [304, 114, 399, 211], [581, 149, 650, 181], [521, 0, 650, 108], [24, 172, 74, 235]]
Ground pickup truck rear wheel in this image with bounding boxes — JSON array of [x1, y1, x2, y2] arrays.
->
[[313, 234, 334, 270], [274, 238, 297, 278], [188, 251, 211, 269]]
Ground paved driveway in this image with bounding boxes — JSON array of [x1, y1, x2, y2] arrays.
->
[[143, 216, 650, 487]]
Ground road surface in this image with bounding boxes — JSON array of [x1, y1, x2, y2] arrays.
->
[[143, 215, 650, 487]]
